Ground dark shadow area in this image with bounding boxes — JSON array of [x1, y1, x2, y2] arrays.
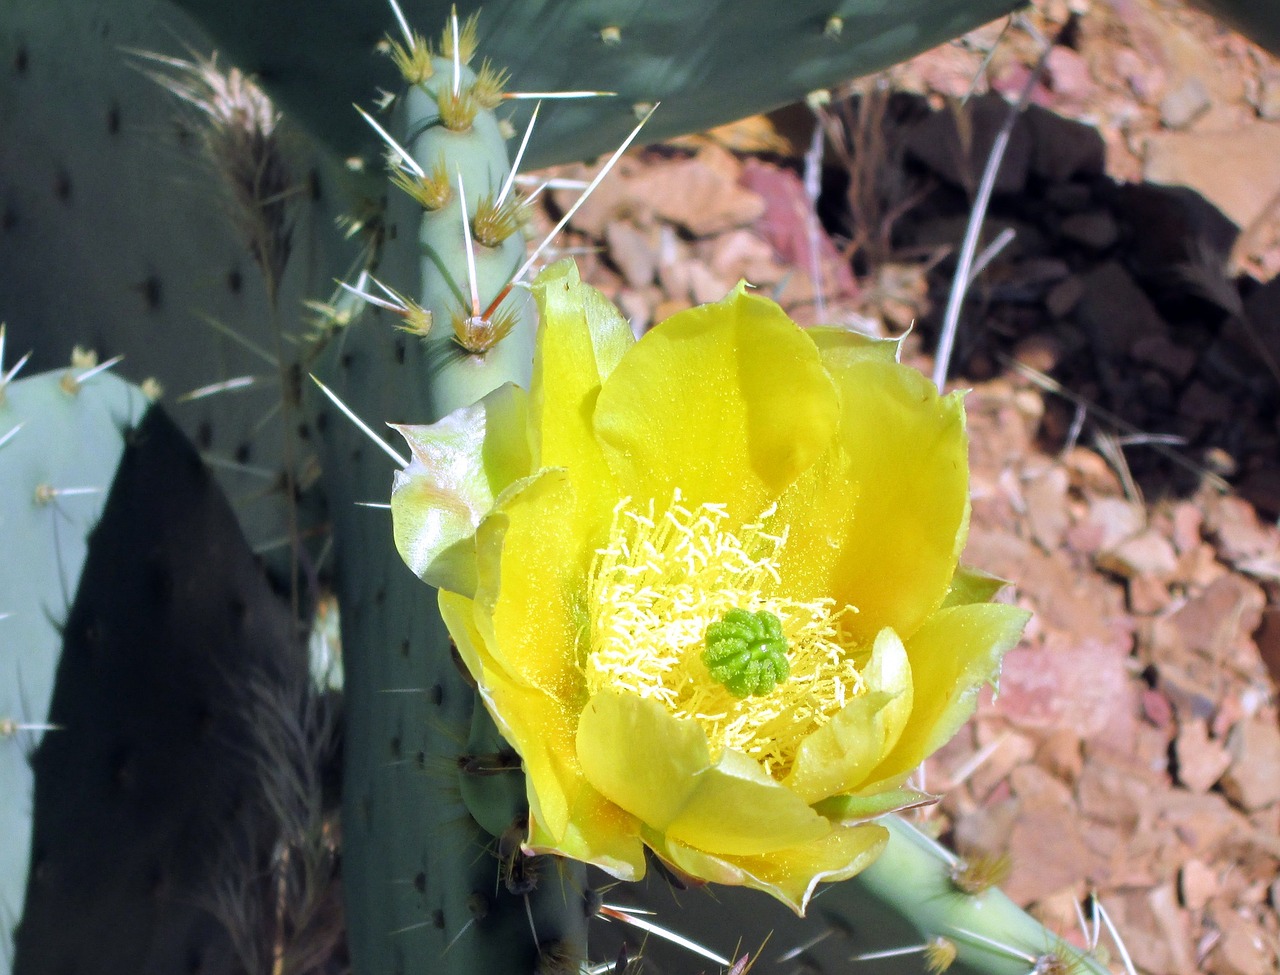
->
[[13, 406, 309, 975], [817, 91, 1280, 516]]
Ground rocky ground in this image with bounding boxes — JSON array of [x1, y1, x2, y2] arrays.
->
[[529, 1, 1280, 971]]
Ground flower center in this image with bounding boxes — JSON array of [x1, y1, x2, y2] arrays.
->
[[581, 491, 863, 777], [703, 608, 790, 698]]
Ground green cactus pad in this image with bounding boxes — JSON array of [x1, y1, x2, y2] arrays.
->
[[166, 0, 1026, 169]]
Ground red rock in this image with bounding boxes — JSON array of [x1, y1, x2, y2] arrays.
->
[[1098, 528, 1179, 579], [1144, 687, 1176, 731], [1078, 496, 1146, 553], [737, 159, 856, 296], [1074, 261, 1167, 356], [996, 628, 1134, 739], [1024, 466, 1070, 551], [1205, 495, 1278, 563], [605, 222, 658, 288], [1181, 858, 1220, 911], [1144, 123, 1280, 230], [1158, 574, 1267, 660], [1129, 572, 1173, 615], [1222, 717, 1280, 812], [1036, 728, 1084, 784], [1175, 718, 1233, 794], [1130, 334, 1199, 382], [642, 147, 766, 237], [1180, 381, 1234, 423], [1005, 805, 1104, 906], [1170, 502, 1205, 554]]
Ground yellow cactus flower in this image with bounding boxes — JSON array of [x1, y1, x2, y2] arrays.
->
[[391, 259, 1028, 914]]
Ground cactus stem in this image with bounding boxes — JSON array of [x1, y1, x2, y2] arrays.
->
[[512, 104, 657, 286], [308, 375, 408, 467]]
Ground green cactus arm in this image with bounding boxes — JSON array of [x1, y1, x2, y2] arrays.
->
[[308, 15, 587, 975], [841, 815, 1112, 974]]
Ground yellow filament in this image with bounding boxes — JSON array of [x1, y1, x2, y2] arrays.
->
[[583, 491, 863, 777]]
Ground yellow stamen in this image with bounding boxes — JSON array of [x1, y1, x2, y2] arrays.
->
[[582, 492, 863, 777]]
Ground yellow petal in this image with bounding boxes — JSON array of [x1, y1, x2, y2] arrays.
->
[[593, 285, 840, 522], [390, 383, 530, 595], [440, 588, 581, 840], [783, 627, 913, 803], [862, 602, 1029, 791], [529, 259, 631, 533], [777, 349, 969, 644], [471, 468, 590, 694], [576, 690, 830, 856], [654, 822, 889, 915], [525, 785, 647, 882]]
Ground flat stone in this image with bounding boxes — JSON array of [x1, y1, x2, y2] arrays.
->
[[1098, 528, 1179, 579], [996, 629, 1134, 739], [1144, 123, 1280, 230], [1044, 274, 1085, 318], [1222, 717, 1280, 812], [1074, 261, 1166, 356], [1160, 77, 1212, 129], [1174, 718, 1232, 793], [1208, 908, 1274, 975], [639, 148, 766, 237], [1180, 858, 1219, 911], [1130, 334, 1199, 382], [1256, 72, 1280, 120], [1025, 103, 1107, 182], [1023, 466, 1069, 551], [605, 222, 658, 288], [1005, 805, 1104, 905], [1086, 496, 1147, 551], [1059, 210, 1120, 250], [904, 92, 1034, 195]]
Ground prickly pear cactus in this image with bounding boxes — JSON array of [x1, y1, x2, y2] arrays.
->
[[169, 0, 1027, 168], [0, 0, 361, 557], [1, 358, 301, 975], [308, 13, 586, 975]]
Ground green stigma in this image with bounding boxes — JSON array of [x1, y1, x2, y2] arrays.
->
[[702, 608, 790, 698]]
